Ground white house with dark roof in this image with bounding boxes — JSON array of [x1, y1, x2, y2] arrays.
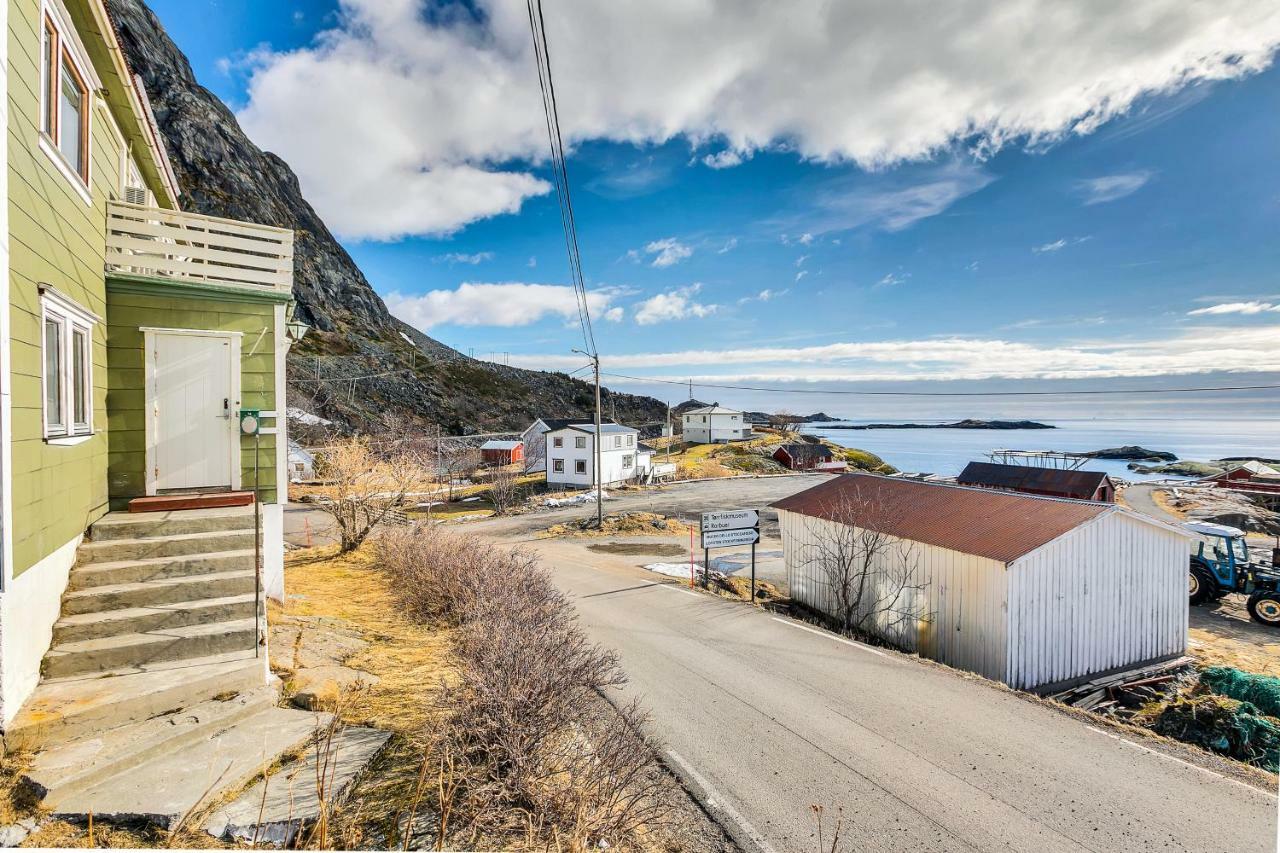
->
[[682, 404, 750, 443], [545, 423, 643, 488]]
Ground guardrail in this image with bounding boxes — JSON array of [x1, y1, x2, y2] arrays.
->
[[105, 200, 293, 293]]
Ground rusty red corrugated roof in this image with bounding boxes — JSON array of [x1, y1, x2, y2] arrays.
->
[[770, 473, 1112, 564]]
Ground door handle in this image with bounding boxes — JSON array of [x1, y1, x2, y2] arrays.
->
[[222, 398, 231, 419]]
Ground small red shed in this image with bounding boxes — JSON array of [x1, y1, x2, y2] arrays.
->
[[773, 443, 835, 470], [480, 440, 524, 465]]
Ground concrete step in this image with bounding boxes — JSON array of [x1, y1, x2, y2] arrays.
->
[[53, 593, 257, 645], [68, 549, 254, 591], [22, 685, 279, 806], [43, 618, 258, 679], [47, 706, 331, 829], [205, 725, 393, 845], [77, 530, 257, 565], [127, 492, 254, 513], [62, 569, 256, 616], [4, 652, 266, 752], [89, 507, 256, 542]]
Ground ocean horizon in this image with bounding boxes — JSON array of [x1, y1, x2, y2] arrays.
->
[[805, 416, 1278, 481]]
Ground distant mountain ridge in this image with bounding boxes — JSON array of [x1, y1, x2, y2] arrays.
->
[[107, 0, 667, 434]]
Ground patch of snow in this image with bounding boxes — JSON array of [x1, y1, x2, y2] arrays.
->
[[287, 407, 332, 427], [543, 490, 610, 508], [399, 331, 417, 347], [644, 562, 706, 579]]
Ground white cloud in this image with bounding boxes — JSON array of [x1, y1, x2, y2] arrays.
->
[[506, 324, 1280, 382], [433, 251, 494, 265], [385, 282, 624, 329], [795, 270, 809, 283], [798, 233, 815, 246], [602, 306, 625, 322], [877, 272, 909, 286], [238, 1, 1280, 241], [795, 255, 809, 267], [739, 288, 787, 304], [717, 237, 739, 254], [1033, 238, 1068, 254], [527, 256, 537, 268], [702, 149, 749, 169], [633, 284, 717, 325], [1188, 301, 1280, 316], [641, 237, 694, 268], [1076, 170, 1154, 205]]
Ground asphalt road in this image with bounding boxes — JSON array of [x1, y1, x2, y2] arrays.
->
[[461, 476, 1278, 853], [519, 539, 1279, 853]]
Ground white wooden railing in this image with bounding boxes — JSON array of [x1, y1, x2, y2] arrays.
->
[[105, 201, 293, 293]]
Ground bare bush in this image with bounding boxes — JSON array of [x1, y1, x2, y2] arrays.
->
[[805, 482, 931, 640], [376, 525, 669, 849], [485, 466, 524, 515], [438, 443, 480, 501], [312, 433, 428, 552]]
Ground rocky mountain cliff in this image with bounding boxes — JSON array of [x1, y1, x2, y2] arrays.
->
[[106, 0, 668, 435]]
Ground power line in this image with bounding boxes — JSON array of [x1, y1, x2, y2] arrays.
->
[[527, 0, 595, 357], [601, 371, 1280, 398]]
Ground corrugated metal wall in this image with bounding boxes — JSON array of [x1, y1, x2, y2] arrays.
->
[[779, 509, 1011, 682], [780, 508, 1188, 690], [1006, 513, 1187, 690]]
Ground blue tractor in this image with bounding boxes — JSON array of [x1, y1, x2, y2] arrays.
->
[[1186, 521, 1280, 627]]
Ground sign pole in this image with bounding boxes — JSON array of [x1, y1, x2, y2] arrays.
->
[[689, 525, 695, 588], [703, 547, 710, 588], [750, 539, 756, 603]]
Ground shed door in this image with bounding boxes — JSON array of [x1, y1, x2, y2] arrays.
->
[[153, 333, 235, 491]]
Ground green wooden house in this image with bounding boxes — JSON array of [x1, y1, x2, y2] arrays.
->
[[0, 0, 295, 725]]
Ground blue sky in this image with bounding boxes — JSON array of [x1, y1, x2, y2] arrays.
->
[[150, 1, 1280, 417]]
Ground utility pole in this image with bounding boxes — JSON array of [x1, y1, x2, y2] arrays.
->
[[574, 348, 604, 528]]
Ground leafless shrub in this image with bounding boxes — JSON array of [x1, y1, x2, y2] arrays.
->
[[377, 526, 669, 849], [485, 466, 525, 515], [312, 431, 428, 552], [804, 482, 932, 642]]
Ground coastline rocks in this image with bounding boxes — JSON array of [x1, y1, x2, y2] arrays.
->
[[1082, 445, 1177, 462], [1128, 461, 1226, 477]]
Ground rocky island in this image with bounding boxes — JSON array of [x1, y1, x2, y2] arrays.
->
[[821, 419, 1055, 431]]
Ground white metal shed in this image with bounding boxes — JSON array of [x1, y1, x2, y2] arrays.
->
[[773, 474, 1190, 691]]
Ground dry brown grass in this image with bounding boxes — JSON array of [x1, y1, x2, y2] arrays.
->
[[272, 546, 457, 848], [541, 511, 692, 539]]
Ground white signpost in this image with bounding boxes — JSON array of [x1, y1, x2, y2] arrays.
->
[[702, 527, 760, 548], [701, 509, 760, 532], [699, 509, 761, 597]]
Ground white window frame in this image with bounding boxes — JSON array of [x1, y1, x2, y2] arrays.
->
[[575, 435, 586, 449], [552, 435, 563, 448], [40, 286, 96, 443], [622, 454, 633, 468], [551, 459, 564, 473], [575, 459, 587, 475], [626, 435, 634, 446], [38, 0, 100, 205]]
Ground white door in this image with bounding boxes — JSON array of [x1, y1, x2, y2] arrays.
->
[[153, 333, 235, 491]]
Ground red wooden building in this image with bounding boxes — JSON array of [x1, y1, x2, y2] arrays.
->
[[480, 439, 524, 465], [773, 443, 836, 470]]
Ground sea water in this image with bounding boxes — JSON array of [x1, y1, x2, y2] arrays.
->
[[806, 418, 1279, 481]]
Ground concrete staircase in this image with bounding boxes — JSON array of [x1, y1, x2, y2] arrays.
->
[[3, 507, 338, 829]]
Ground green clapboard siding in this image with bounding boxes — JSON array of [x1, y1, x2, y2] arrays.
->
[[105, 279, 282, 507], [7, 0, 127, 575]]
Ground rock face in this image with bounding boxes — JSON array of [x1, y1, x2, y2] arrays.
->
[[106, 0, 666, 433]]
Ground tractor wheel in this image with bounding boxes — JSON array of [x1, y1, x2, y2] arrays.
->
[[1189, 564, 1218, 606], [1246, 592, 1280, 627]]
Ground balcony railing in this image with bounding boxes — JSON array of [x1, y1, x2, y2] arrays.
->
[[105, 201, 293, 293]]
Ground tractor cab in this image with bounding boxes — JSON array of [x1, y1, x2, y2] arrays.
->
[[1185, 521, 1280, 626]]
